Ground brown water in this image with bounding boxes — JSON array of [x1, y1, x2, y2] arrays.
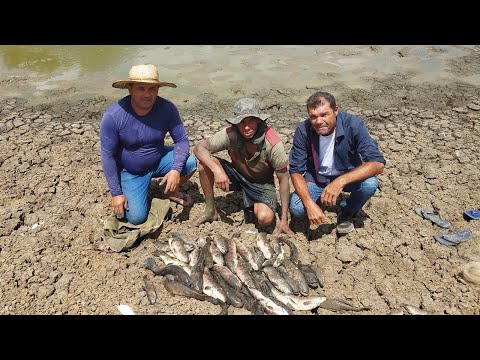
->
[[0, 45, 478, 103]]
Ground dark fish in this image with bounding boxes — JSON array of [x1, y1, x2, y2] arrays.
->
[[251, 300, 265, 315], [306, 263, 325, 288], [211, 264, 243, 291], [164, 274, 206, 301], [282, 259, 309, 296], [189, 243, 206, 293], [144, 258, 191, 287], [263, 266, 293, 295], [276, 266, 301, 295], [319, 298, 371, 312], [211, 270, 244, 308], [237, 285, 256, 312], [298, 264, 319, 289], [203, 236, 214, 269], [164, 275, 227, 315], [278, 237, 299, 264], [269, 236, 282, 255], [143, 275, 157, 305]]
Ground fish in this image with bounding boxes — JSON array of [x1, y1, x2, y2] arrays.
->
[[306, 263, 325, 288], [250, 245, 265, 270], [143, 275, 157, 305], [144, 258, 191, 287], [189, 243, 206, 293], [203, 269, 227, 303], [152, 249, 192, 271], [278, 237, 299, 264], [209, 243, 225, 266], [256, 232, 275, 260], [265, 279, 326, 311], [276, 266, 301, 295], [319, 298, 371, 312], [247, 287, 292, 315], [163, 274, 207, 301], [211, 264, 243, 291], [402, 304, 432, 315], [269, 236, 282, 255], [233, 237, 259, 271], [281, 259, 309, 296], [263, 266, 293, 295], [203, 236, 214, 269], [298, 264, 319, 289], [169, 231, 197, 251], [235, 256, 257, 289], [224, 236, 238, 274], [211, 270, 244, 308], [212, 234, 229, 254], [168, 236, 190, 263], [164, 275, 228, 315], [189, 248, 201, 267]]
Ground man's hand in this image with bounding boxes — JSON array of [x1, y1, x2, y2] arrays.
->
[[306, 202, 327, 225], [212, 168, 230, 192], [275, 219, 294, 236], [159, 170, 181, 194], [112, 195, 128, 219], [320, 180, 343, 207]]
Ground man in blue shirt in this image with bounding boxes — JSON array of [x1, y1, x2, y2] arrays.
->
[[289, 91, 385, 234], [100, 64, 197, 224]]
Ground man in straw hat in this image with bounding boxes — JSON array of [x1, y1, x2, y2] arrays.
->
[[192, 97, 294, 235], [100, 64, 197, 224]]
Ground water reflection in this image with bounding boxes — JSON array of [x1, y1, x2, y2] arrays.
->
[[0, 45, 139, 74]]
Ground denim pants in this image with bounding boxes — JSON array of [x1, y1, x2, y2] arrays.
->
[[120, 146, 197, 224], [289, 176, 379, 219]]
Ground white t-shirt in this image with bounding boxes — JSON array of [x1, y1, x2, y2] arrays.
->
[[318, 129, 343, 181]]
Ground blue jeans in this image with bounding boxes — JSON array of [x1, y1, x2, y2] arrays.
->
[[289, 176, 379, 219], [120, 146, 197, 224]]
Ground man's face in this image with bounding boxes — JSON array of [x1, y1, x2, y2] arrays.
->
[[308, 102, 338, 136], [128, 83, 159, 112], [236, 116, 261, 139]]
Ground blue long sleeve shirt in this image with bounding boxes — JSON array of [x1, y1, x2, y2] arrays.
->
[[100, 95, 190, 196], [289, 111, 385, 183]]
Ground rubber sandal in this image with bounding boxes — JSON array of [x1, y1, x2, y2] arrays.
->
[[415, 208, 450, 228], [434, 230, 472, 246], [464, 209, 480, 220]]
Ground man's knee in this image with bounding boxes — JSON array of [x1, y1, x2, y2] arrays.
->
[[289, 196, 306, 219], [361, 177, 380, 196], [184, 155, 198, 174], [257, 210, 275, 226], [126, 209, 148, 225]]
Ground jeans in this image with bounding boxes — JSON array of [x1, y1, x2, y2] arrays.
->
[[289, 176, 379, 219], [120, 146, 197, 224]]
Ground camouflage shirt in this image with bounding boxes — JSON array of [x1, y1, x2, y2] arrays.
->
[[206, 126, 288, 183]]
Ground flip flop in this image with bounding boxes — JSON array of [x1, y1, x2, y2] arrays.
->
[[415, 208, 450, 229], [464, 209, 480, 220], [434, 230, 473, 246]]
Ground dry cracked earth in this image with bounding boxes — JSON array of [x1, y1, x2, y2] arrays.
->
[[1, 49, 480, 316]]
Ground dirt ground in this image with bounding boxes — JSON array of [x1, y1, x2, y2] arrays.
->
[[1, 46, 480, 315]]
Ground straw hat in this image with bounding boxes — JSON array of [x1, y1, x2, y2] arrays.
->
[[112, 64, 177, 89], [461, 261, 480, 284]]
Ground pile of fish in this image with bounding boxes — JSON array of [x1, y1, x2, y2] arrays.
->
[[142, 231, 371, 315]]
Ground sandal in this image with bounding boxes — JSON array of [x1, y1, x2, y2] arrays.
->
[[464, 209, 480, 220], [415, 208, 450, 228]]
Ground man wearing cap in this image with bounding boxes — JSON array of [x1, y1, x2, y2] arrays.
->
[[193, 97, 294, 235], [289, 91, 385, 234], [100, 64, 197, 224]]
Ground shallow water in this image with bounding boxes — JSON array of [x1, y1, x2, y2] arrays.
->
[[0, 45, 477, 101]]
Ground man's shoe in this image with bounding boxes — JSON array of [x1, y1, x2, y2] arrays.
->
[[337, 212, 354, 234]]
